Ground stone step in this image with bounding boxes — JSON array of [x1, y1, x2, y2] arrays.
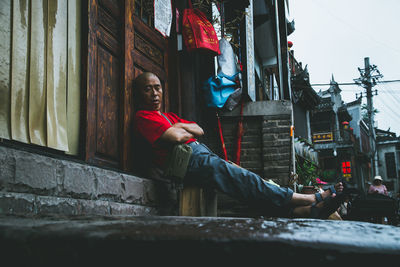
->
[[1, 214, 399, 265]]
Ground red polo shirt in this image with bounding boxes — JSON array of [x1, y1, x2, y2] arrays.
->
[[133, 110, 196, 168]]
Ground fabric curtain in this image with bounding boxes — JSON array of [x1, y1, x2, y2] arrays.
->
[[0, 0, 12, 140], [0, 0, 81, 155]]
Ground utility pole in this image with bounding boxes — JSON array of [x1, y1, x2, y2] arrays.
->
[[354, 57, 383, 180]]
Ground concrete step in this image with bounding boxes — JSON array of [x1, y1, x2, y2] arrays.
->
[[1, 214, 399, 265]]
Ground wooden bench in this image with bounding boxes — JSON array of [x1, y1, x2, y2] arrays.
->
[[179, 186, 217, 216]]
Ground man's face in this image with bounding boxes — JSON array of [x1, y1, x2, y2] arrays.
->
[[139, 74, 163, 111]]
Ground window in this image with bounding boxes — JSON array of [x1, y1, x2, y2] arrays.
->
[[385, 152, 396, 178], [135, 0, 154, 27]]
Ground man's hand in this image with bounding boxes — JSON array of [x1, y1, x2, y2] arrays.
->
[[159, 123, 204, 144], [173, 123, 204, 138]]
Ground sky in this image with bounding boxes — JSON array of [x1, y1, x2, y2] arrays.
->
[[287, 0, 400, 136]]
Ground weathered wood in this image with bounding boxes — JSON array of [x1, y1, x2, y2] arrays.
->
[[85, 0, 123, 168], [130, 10, 170, 172], [179, 186, 217, 217], [122, 0, 135, 172], [179, 186, 202, 216]]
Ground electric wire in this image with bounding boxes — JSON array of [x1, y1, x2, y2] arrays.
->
[[376, 83, 400, 106], [310, 80, 400, 87], [308, 0, 400, 56]]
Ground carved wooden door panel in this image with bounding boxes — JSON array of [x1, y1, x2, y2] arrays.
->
[[85, 0, 124, 168], [131, 3, 170, 112], [122, 0, 172, 172], [85, 0, 172, 171]]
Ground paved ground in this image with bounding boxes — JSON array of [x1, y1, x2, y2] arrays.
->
[[1, 214, 400, 266]]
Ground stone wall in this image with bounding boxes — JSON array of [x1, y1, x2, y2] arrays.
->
[[203, 100, 293, 217], [0, 145, 178, 217]]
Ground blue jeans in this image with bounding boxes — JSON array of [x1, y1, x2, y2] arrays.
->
[[186, 142, 294, 216]]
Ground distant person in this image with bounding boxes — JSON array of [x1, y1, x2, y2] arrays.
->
[[368, 176, 388, 196], [368, 175, 389, 224]]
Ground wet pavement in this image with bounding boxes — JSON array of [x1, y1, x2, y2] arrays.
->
[[1, 214, 400, 265]]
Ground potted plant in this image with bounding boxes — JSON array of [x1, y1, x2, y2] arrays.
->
[[295, 156, 319, 194]]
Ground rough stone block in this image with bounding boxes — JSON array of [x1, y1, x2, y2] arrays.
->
[[0, 146, 15, 187], [36, 195, 79, 215], [122, 175, 157, 205], [78, 199, 111, 216], [14, 150, 58, 190], [63, 162, 96, 198], [109, 202, 158, 216], [0, 192, 35, 215], [94, 168, 123, 200]]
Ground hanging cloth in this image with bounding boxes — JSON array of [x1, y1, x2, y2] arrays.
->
[[182, 0, 221, 55]]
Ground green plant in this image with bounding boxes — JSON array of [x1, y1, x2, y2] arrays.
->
[[296, 156, 320, 186]]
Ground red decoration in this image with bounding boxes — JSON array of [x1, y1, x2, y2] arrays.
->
[[182, 1, 221, 55]]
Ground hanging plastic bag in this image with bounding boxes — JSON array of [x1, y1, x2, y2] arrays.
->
[[202, 73, 238, 108], [224, 87, 242, 111], [182, 0, 221, 55], [217, 38, 240, 77], [217, 38, 242, 111]]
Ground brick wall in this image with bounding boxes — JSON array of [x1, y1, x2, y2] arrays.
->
[[262, 114, 292, 184], [202, 101, 293, 217]]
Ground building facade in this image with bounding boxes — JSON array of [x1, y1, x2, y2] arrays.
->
[[376, 129, 400, 196], [0, 0, 299, 217]]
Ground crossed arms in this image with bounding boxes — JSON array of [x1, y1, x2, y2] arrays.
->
[[160, 122, 204, 143]]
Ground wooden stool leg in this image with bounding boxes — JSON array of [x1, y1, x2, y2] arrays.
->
[[179, 186, 217, 216]]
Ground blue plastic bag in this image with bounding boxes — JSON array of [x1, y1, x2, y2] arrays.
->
[[202, 73, 238, 108]]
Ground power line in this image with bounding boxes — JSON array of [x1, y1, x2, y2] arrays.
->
[[310, 79, 400, 86], [376, 83, 400, 106]]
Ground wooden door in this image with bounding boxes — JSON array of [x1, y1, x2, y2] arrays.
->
[[122, 0, 172, 172], [85, 0, 124, 168], [130, 1, 170, 111], [85, 0, 172, 172]]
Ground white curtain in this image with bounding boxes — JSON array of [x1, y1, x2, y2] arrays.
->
[[0, 0, 81, 155]]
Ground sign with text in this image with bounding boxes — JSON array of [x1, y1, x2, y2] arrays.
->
[[312, 132, 333, 143]]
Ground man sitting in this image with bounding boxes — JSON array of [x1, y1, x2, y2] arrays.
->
[[132, 72, 344, 219]]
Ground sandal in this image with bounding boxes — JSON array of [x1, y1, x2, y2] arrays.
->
[[315, 185, 337, 203], [310, 195, 341, 219]]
